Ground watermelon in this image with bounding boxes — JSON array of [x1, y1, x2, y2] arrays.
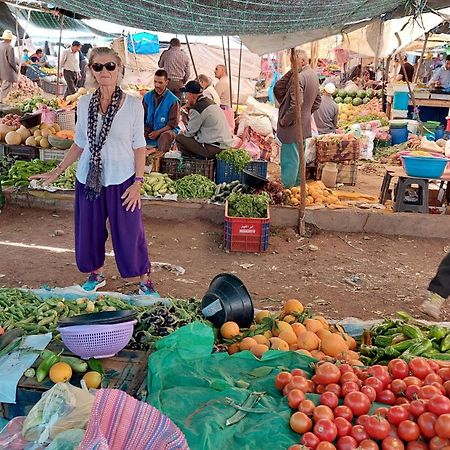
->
[[352, 97, 363, 106], [344, 96, 353, 104], [366, 88, 374, 99], [337, 89, 347, 98], [377, 90, 383, 98], [347, 91, 357, 98], [335, 96, 343, 104], [362, 97, 370, 104], [357, 90, 366, 99]]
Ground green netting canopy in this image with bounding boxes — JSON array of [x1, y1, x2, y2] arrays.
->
[[43, 0, 411, 35]]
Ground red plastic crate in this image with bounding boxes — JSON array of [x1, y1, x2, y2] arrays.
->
[[224, 201, 270, 253]]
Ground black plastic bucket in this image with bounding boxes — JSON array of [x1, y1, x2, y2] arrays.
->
[[201, 273, 254, 328]]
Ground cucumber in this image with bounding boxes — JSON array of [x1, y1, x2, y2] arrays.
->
[[59, 356, 88, 373]]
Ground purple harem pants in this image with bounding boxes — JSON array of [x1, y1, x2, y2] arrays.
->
[[74, 175, 150, 278]]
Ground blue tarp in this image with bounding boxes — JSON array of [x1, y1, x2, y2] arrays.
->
[[127, 32, 160, 55]]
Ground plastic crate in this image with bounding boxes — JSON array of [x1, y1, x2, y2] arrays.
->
[[4, 145, 40, 161], [316, 161, 357, 186], [56, 110, 76, 131], [42, 80, 66, 96], [160, 157, 215, 180], [215, 159, 268, 184], [224, 201, 270, 253], [39, 147, 66, 162]]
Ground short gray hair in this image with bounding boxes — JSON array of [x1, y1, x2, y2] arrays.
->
[[198, 74, 211, 86], [294, 49, 308, 61]]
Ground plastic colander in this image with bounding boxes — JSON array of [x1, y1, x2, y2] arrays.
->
[[57, 320, 137, 359]]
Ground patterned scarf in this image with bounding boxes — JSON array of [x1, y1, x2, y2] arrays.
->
[[85, 86, 123, 200]]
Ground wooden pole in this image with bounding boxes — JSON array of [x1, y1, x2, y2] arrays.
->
[[290, 48, 306, 236], [184, 35, 198, 79], [227, 36, 232, 109], [236, 41, 243, 113], [221, 36, 228, 73], [413, 32, 430, 83], [56, 14, 64, 98]]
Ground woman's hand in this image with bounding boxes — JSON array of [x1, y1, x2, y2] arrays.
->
[[29, 169, 61, 186], [121, 182, 141, 212]]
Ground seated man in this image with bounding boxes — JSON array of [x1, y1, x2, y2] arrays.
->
[[175, 81, 233, 159], [143, 69, 180, 153]]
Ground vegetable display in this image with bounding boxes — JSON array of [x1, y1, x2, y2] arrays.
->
[[175, 174, 216, 198], [2, 160, 56, 187], [3, 76, 43, 106], [211, 180, 244, 203], [140, 172, 176, 197], [17, 96, 58, 114], [227, 192, 269, 218], [50, 164, 77, 190], [216, 148, 252, 172], [0, 155, 17, 181]]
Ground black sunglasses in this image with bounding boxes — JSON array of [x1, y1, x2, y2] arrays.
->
[[91, 62, 117, 72]]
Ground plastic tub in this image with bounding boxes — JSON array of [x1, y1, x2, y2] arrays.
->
[[201, 273, 254, 328], [393, 91, 409, 110], [390, 124, 408, 145], [242, 170, 268, 190], [401, 155, 449, 178]]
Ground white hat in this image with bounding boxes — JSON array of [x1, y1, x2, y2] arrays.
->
[[324, 83, 336, 95], [1, 30, 14, 40]]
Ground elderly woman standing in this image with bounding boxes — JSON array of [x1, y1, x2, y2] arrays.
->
[[31, 47, 158, 296]]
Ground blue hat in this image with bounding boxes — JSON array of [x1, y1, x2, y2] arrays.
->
[[181, 81, 202, 94]]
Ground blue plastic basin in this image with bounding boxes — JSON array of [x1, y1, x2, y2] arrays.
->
[[401, 155, 449, 178]]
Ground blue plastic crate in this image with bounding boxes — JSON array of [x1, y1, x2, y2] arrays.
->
[[215, 159, 268, 184]]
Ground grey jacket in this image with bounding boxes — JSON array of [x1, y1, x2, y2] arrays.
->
[[314, 94, 339, 135], [274, 65, 321, 143], [0, 41, 18, 82]]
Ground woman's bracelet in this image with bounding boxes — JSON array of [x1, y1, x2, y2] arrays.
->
[[134, 177, 144, 183]]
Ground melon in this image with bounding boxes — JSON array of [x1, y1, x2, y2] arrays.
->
[[5, 131, 22, 145], [25, 136, 37, 146], [344, 96, 353, 104], [40, 137, 49, 148], [335, 96, 343, 104], [17, 125, 31, 142], [352, 97, 363, 106], [0, 124, 13, 140]]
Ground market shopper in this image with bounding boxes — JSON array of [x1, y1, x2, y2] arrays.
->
[[420, 252, 450, 319], [0, 30, 18, 103], [143, 69, 180, 152], [313, 83, 338, 135], [60, 40, 82, 98], [428, 54, 450, 89], [30, 47, 159, 296], [397, 56, 415, 83], [158, 38, 190, 99], [175, 80, 233, 158], [214, 64, 231, 107], [274, 49, 321, 187], [198, 74, 221, 104]]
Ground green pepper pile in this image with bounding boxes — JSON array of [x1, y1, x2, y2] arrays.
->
[[175, 174, 216, 199], [360, 311, 450, 365], [2, 160, 56, 187]]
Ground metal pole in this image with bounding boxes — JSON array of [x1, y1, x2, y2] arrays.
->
[[236, 41, 243, 113], [221, 36, 228, 73], [56, 14, 64, 98], [184, 35, 198, 79], [227, 36, 232, 109], [290, 48, 306, 236]]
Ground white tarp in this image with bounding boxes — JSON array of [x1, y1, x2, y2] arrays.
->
[[112, 38, 261, 103]]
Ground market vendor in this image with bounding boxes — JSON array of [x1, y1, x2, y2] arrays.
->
[[175, 80, 233, 158], [30, 47, 159, 297], [420, 252, 450, 319], [428, 55, 450, 89], [143, 69, 180, 153], [274, 49, 321, 187], [313, 83, 338, 135]]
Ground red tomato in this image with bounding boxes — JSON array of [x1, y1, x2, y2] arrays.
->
[[438, 368, 450, 382], [288, 388, 306, 408], [396, 397, 410, 406], [340, 364, 354, 375], [290, 376, 309, 393], [355, 367, 369, 382], [344, 391, 371, 417], [389, 359, 410, 380], [316, 384, 327, 394], [306, 379, 316, 393], [382, 437, 405, 450], [404, 376, 423, 387], [275, 371, 292, 390], [341, 382, 360, 397], [336, 436, 358, 450], [334, 405, 353, 422], [334, 417, 352, 437], [405, 385, 421, 401], [389, 424, 400, 438], [435, 414, 450, 439], [321, 392, 339, 410], [367, 364, 388, 379], [358, 439, 379, 450], [428, 359, 440, 373], [341, 372, 360, 384], [406, 441, 428, 450], [376, 389, 396, 405], [313, 405, 334, 422], [325, 383, 342, 397], [290, 411, 313, 434], [283, 383, 293, 396], [291, 368, 306, 377], [387, 405, 410, 425], [364, 377, 384, 394], [361, 386, 376, 403], [409, 358, 432, 380], [417, 411, 438, 439], [365, 414, 391, 440], [298, 399, 316, 416], [430, 436, 450, 450], [316, 443, 337, 450], [350, 425, 369, 443], [428, 395, 450, 415], [418, 385, 442, 401], [444, 380, 450, 396], [302, 431, 321, 449], [391, 379, 407, 396], [409, 399, 428, 417], [424, 373, 444, 385], [316, 362, 342, 385], [288, 446, 303, 450], [314, 418, 338, 442], [397, 420, 420, 442], [356, 414, 370, 427], [432, 382, 446, 395], [373, 407, 388, 418]]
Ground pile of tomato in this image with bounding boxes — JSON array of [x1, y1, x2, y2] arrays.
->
[[275, 358, 450, 449]]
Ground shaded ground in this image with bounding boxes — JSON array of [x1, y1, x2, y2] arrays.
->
[[0, 205, 448, 321]]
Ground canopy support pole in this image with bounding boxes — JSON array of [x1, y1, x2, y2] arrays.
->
[[221, 36, 228, 74], [227, 36, 233, 109], [236, 41, 243, 114], [184, 35, 198, 79], [290, 48, 306, 236], [413, 32, 430, 84], [56, 14, 64, 99]]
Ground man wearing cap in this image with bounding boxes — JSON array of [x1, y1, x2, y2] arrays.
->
[[60, 41, 81, 98], [0, 30, 18, 103], [175, 81, 233, 158], [313, 83, 339, 135]]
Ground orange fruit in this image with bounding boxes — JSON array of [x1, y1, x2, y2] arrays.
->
[[49, 362, 72, 383], [342, 333, 357, 350], [255, 310, 271, 324], [239, 337, 257, 351], [272, 321, 293, 337], [316, 329, 332, 340], [253, 334, 269, 346], [228, 343, 240, 355], [269, 337, 289, 351], [313, 316, 329, 330], [82, 371, 102, 389], [291, 323, 307, 337], [283, 314, 297, 324], [278, 329, 298, 346], [297, 331, 320, 351], [320, 333, 349, 357], [251, 344, 269, 358], [296, 349, 312, 357], [311, 350, 326, 359], [283, 299, 304, 315], [304, 318, 323, 333], [220, 321, 240, 339], [263, 330, 273, 339]]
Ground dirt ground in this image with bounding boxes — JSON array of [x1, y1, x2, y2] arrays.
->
[[0, 204, 448, 322]]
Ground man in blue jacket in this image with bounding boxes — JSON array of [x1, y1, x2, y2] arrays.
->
[[143, 69, 180, 153]]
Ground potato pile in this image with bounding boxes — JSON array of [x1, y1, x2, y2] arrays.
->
[[285, 182, 340, 207]]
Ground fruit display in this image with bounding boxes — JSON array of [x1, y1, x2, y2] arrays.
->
[[285, 182, 342, 207], [281, 356, 450, 449], [3, 76, 43, 106], [0, 114, 21, 128], [16, 96, 58, 114], [57, 87, 89, 110], [219, 299, 361, 364], [336, 95, 388, 129]]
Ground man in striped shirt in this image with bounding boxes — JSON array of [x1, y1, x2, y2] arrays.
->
[[158, 38, 190, 99]]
